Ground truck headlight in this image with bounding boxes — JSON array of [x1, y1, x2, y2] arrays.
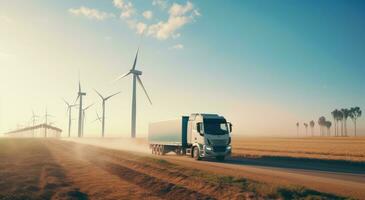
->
[[206, 146, 212, 151], [226, 146, 232, 150]]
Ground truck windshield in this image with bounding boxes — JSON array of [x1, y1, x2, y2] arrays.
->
[[203, 119, 228, 135]]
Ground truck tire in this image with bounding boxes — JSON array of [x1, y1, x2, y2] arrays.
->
[[152, 145, 156, 155], [161, 145, 165, 155], [216, 156, 225, 161], [193, 147, 202, 160], [158, 145, 163, 155]]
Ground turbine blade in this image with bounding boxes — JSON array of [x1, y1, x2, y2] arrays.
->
[[78, 70, 81, 92], [84, 103, 94, 111], [79, 80, 81, 93], [74, 94, 80, 104], [62, 98, 70, 107], [132, 48, 139, 70], [136, 76, 152, 105], [114, 72, 131, 82], [94, 89, 104, 100], [96, 111, 101, 119], [91, 118, 100, 123], [105, 91, 121, 100]]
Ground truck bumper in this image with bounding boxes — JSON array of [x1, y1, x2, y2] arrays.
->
[[201, 145, 231, 158]]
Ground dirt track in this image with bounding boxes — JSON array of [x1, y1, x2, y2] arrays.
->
[[0, 139, 360, 200], [0, 139, 260, 199], [65, 138, 365, 200]]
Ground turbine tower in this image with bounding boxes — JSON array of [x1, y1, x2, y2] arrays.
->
[[115, 48, 152, 138], [44, 108, 53, 138], [63, 99, 77, 137], [31, 110, 39, 137], [94, 89, 121, 137], [81, 103, 93, 137], [75, 79, 86, 138]]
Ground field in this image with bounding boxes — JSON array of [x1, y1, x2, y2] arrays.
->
[[232, 137, 365, 162], [0, 138, 355, 200]]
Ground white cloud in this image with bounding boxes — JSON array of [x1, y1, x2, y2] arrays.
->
[[171, 44, 184, 50], [68, 6, 115, 21], [152, 0, 168, 9], [113, 0, 125, 9], [169, 1, 193, 17], [136, 22, 147, 34], [113, 0, 200, 40], [142, 10, 153, 20], [123, 19, 146, 35], [146, 1, 200, 40], [113, 0, 135, 19]]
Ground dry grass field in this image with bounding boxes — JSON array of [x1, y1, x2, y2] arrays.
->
[[232, 137, 365, 162], [0, 138, 352, 200]]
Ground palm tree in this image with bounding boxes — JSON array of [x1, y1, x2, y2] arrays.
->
[[325, 121, 332, 136], [309, 120, 315, 136], [296, 122, 299, 137], [341, 108, 350, 137], [349, 107, 362, 136], [337, 111, 344, 136], [318, 116, 326, 136], [304, 123, 308, 136], [331, 109, 338, 136]]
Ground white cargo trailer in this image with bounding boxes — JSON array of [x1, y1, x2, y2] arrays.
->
[[149, 113, 232, 161]]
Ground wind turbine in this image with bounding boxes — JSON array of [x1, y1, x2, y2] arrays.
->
[[44, 108, 53, 138], [63, 99, 78, 137], [115, 48, 152, 138], [94, 89, 121, 137], [92, 111, 102, 123], [75, 78, 86, 138], [31, 110, 39, 137], [92, 110, 102, 124], [81, 103, 93, 137]]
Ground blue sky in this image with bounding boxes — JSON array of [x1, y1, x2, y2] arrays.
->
[[0, 0, 364, 136]]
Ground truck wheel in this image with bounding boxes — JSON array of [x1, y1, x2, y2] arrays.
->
[[152, 145, 156, 155], [160, 145, 165, 155], [216, 156, 225, 161], [193, 147, 202, 160], [156, 145, 161, 155]]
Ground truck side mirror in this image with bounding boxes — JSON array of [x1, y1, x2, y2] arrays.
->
[[228, 122, 233, 133]]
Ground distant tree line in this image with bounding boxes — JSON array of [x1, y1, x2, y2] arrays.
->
[[296, 107, 362, 137]]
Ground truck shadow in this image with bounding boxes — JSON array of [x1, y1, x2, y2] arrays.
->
[[205, 156, 365, 175]]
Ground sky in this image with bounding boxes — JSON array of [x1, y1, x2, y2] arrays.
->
[[0, 0, 364, 137]]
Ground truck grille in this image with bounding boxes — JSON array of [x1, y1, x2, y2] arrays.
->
[[211, 139, 227, 146], [213, 146, 226, 152]]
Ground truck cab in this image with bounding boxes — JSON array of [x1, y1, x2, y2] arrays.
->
[[187, 114, 232, 161]]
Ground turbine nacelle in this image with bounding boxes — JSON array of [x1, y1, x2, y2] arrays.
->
[[131, 69, 142, 75]]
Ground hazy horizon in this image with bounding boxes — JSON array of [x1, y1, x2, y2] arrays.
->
[[1, 0, 364, 137]]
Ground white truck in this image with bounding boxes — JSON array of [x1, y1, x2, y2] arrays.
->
[[148, 113, 232, 161]]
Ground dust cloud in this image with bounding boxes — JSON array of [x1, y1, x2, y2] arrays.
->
[[62, 137, 151, 154]]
